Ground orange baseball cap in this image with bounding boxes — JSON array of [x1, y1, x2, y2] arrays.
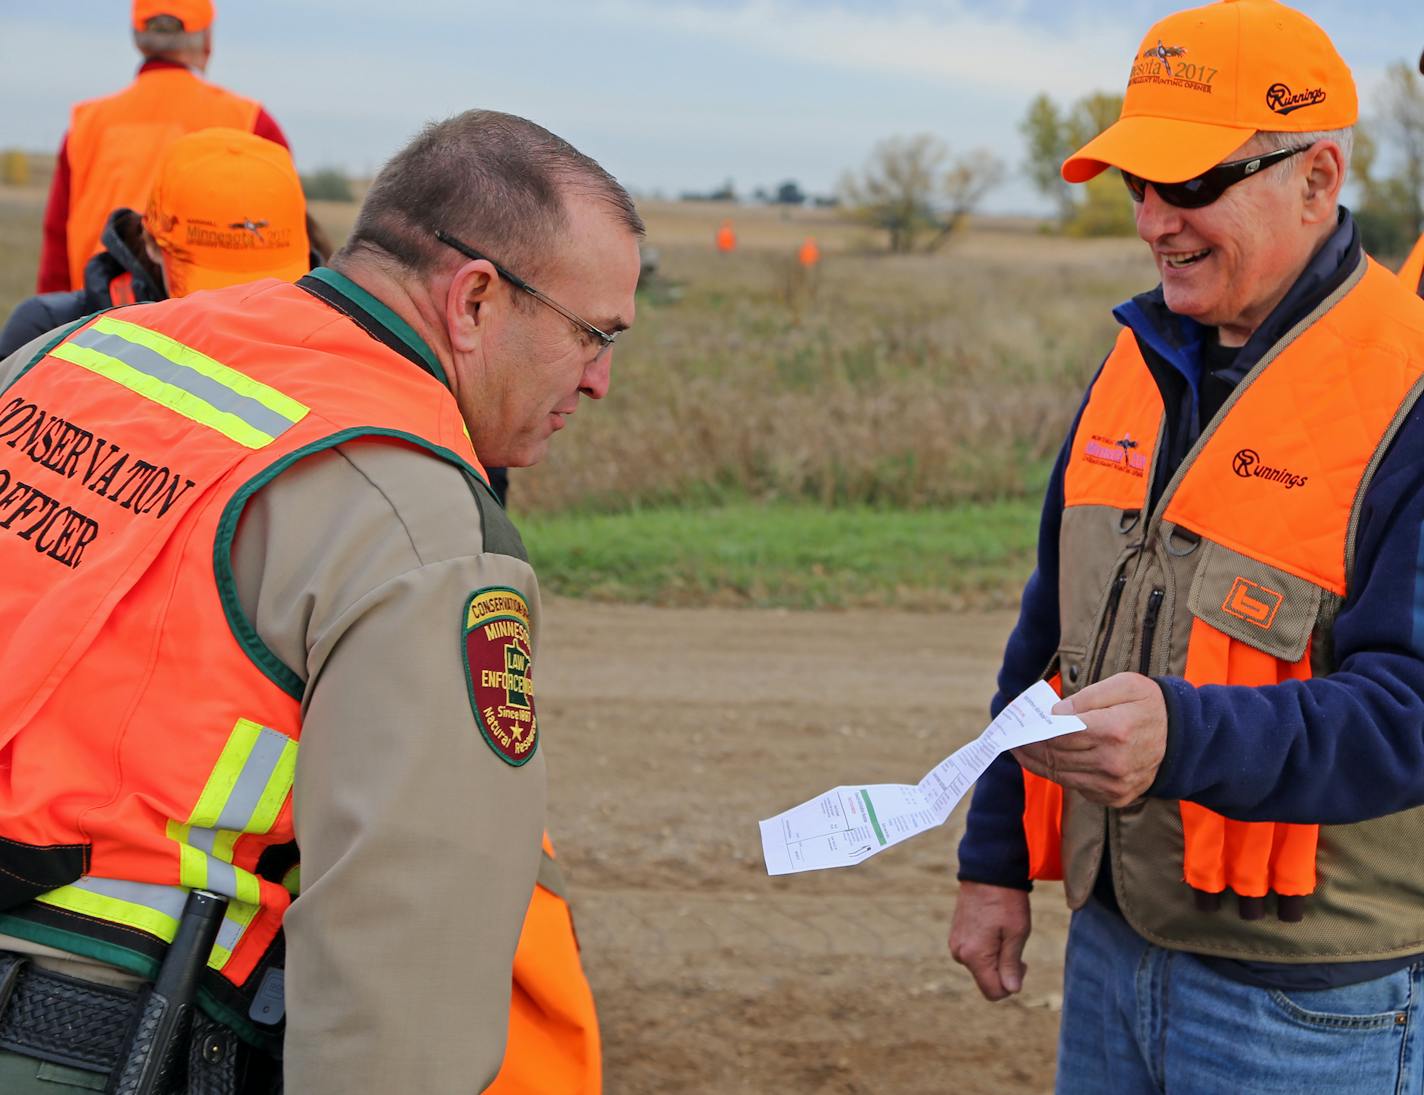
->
[[143, 128, 310, 298], [132, 0, 214, 32], [1063, 0, 1357, 184]]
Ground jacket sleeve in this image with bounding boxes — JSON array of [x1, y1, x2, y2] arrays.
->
[[251, 108, 289, 150], [231, 442, 544, 1094], [37, 135, 71, 294], [0, 292, 87, 360], [956, 395, 1085, 889], [1150, 399, 1424, 823]]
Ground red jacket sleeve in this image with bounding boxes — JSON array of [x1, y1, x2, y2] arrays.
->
[[252, 108, 290, 151], [37, 135, 72, 294]]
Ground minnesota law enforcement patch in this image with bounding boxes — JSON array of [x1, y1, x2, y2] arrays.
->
[[462, 587, 538, 766]]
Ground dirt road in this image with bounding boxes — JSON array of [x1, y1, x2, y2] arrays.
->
[[538, 600, 1066, 1094]]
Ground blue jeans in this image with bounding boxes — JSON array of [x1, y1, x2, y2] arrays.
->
[[1057, 898, 1424, 1094]]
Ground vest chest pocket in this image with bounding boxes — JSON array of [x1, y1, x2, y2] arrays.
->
[[1186, 540, 1322, 662]]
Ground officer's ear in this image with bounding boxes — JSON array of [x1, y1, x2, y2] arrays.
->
[[445, 259, 500, 354]]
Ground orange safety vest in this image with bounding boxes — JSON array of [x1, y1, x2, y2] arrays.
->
[[1401, 233, 1424, 297], [1021, 259, 1424, 925], [0, 276, 597, 1069], [108, 271, 137, 306], [490, 833, 602, 1093], [65, 66, 261, 290]]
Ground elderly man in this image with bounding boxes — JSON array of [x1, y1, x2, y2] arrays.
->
[[38, 1, 289, 294], [950, 1, 1424, 1091], [0, 109, 640, 1094]]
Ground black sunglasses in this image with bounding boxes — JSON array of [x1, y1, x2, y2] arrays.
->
[[1120, 146, 1310, 210], [434, 230, 619, 356]]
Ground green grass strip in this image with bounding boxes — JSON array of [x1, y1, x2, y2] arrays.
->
[[518, 499, 1040, 610], [859, 789, 887, 846]]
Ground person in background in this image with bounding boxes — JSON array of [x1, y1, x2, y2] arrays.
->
[[1395, 49, 1424, 295], [37, 0, 289, 293], [4, 128, 315, 358]]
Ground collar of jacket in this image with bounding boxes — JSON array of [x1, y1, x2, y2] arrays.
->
[[1110, 208, 1362, 419], [136, 58, 193, 76], [84, 208, 164, 303], [298, 266, 449, 387]]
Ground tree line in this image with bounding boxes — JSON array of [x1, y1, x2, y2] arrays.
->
[[835, 57, 1424, 256]]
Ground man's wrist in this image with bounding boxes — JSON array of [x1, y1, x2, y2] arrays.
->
[[1147, 675, 1188, 798]]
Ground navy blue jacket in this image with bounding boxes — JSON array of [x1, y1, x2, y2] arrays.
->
[[0, 209, 163, 359], [958, 213, 1424, 892]]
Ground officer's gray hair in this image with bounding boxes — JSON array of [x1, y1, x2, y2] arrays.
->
[[133, 15, 208, 59], [338, 109, 644, 282], [1256, 127, 1355, 189]]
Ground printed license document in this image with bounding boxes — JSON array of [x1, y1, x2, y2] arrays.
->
[[759, 680, 1086, 876]]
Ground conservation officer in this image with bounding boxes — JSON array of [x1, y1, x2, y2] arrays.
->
[[0, 108, 641, 1093]]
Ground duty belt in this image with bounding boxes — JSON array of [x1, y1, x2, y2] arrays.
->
[[0, 952, 271, 1094], [0, 952, 135, 1073]]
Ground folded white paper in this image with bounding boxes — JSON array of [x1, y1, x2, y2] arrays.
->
[[759, 680, 1086, 876]]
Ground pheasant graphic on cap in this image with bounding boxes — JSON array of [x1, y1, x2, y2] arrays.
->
[[229, 218, 270, 242], [1143, 39, 1188, 76]]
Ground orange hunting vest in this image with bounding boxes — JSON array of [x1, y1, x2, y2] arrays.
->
[[65, 66, 261, 290], [1021, 260, 1424, 935], [491, 833, 602, 1093], [0, 278, 600, 1071], [1401, 233, 1424, 297]]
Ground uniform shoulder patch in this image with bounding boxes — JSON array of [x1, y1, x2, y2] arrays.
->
[[462, 587, 538, 766]]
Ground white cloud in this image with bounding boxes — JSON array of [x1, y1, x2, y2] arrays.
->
[[593, 0, 1136, 102]]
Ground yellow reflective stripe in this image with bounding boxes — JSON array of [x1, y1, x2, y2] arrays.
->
[[36, 884, 180, 942], [90, 315, 309, 424], [164, 718, 297, 938], [208, 899, 260, 970], [51, 340, 278, 450], [168, 821, 209, 889], [188, 719, 264, 829], [247, 737, 297, 836]]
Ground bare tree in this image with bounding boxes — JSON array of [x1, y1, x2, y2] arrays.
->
[[841, 135, 1004, 253], [1375, 60, 1424, 240]]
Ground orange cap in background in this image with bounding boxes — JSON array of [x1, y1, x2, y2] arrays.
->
[[143, 128, 310, 298], [1062, 0, 1357, 185], [132, 0, 215, 32]]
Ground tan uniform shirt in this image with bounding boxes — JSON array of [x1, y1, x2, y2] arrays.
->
[[0, 329, 547, 1093]]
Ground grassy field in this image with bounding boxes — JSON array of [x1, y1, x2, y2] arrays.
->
[[0, 188, 1155, 608]]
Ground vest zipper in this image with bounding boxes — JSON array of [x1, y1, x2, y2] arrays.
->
[[1139, 588, 1165, 675], [1089, 572, 1129, 684]]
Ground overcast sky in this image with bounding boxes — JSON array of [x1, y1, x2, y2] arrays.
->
[[1, 1, 1417, 212]]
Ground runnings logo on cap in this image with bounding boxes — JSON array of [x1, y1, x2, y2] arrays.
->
[[1265, 83, 1327, 116]]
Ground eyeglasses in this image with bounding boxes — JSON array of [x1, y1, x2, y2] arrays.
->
[[434, 229, 619, 356], [1120, 146, 1310, 210]]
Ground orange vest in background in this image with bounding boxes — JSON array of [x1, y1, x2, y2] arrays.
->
[[491, 832, 602, 1094], [65, 66, 261, 290], [1400, 233, 1424, 297], [0, 278, 487, 1041]]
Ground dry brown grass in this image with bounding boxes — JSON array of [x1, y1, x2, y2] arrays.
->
[[0, 189, 1156, 514], [519, 204, 1154, 513]]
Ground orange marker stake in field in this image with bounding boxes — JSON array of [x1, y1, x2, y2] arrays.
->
[[715, 220, 736, 253], [797, 237, 820, 267]]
